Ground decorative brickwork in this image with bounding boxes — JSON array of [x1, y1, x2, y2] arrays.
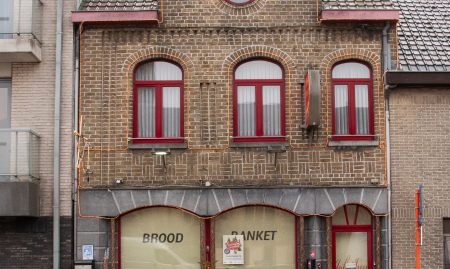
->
[[78, 23, 387, 187], [211, 0, 267, 16]]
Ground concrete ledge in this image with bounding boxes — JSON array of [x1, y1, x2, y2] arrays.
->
[[321, 10, 400, 21], [0, 182, 39, 216], [128, 142, 188, 149], [0, 39, 41, 63], [230, 141, 289, 148], [72, 10, 158, 23], [79, 186, 387, 218], [328, 140, 379, 147]]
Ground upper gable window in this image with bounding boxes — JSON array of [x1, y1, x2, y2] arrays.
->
[[224, 0, 255, 6], [133, 60, 184, 144], [233, 59, 285, 143], [332, 61, 374, 141]]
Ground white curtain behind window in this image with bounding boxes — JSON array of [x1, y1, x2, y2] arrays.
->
[[162, 87, 180, 137], [138, 87, 155, 137], [263, 85, 281, 136], [355, 85, 369, 134], [235, 61, 282, 80], [238, 86, 256, 136], [335, 85, 348, 134], [332, 62, 370, 79], [136, 61, 182, 81]]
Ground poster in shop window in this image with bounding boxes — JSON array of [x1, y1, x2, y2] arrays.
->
[[223, 235, 244, 264]]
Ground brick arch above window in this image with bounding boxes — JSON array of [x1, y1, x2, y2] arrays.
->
[[320, 49, 380, 75], [121, 46, 194, 75], [222, 46, 295, 76], [212, 0, 267, 16]]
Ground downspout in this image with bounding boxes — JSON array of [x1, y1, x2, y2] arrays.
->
[[382, 21, 392, 269], [53, 0, 64, 265], [73, 26, 80, 261]]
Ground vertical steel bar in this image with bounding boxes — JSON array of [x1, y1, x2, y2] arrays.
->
[[415, 190, 420, 269], [28, 131, 32, 180], [18, 0, 21, 34], [15, 131, 18, 177]]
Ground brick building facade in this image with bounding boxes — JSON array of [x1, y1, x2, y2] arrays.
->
[[0, 0, 75, 266], [387, 1, 450, 269], [72, 0, 399, 268]]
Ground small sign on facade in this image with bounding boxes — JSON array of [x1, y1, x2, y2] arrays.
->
[[223, 235, 244, 264], [310, 250, 315, 258], [82, 245, 94, 260]]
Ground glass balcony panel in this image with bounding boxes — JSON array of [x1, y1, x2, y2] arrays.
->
[[0, 129, 40, 181], [0, 0, 43, 42]]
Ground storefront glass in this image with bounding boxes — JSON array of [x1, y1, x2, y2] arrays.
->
[[332, 205, 372, 269], [120, 207, 200, 269], [215, 206, 296, 269], [335, 232, 368, 269]]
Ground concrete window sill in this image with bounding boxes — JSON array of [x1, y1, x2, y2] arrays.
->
[[229, 141, 290, 148], [328, 140, 379, 147], [128, 143, 188, 149]]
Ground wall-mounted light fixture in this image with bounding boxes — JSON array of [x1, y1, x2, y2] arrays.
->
[[151, 148, 170, 172], [267, 146, 286, 167], [151, 148, 171, 155]]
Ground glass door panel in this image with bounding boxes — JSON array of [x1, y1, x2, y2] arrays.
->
[[335, 232, 368, 269]]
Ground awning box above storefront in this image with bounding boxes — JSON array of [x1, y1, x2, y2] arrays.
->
[[79, 187, 387, 217]]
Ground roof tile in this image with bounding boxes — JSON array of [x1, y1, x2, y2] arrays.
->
[[79, 0, 157, 11], [394, 0, 450, 71]]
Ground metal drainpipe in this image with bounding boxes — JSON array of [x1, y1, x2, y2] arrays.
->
[[382, 21, 392, 269], [53, 0, 64, 265], [73, 27, 80, 261]]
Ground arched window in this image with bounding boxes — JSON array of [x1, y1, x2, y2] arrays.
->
[[133, 60, 184, 143], [215, 206, 297, 268], [233, 59, 285, 142], [331, 61, 374, 141], [224, 0, 255, 6], [119, 207, 200, 268], [332, 205, 373, 269]]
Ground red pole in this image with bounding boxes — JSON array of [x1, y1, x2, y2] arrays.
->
[[415, 190, 420, 269]]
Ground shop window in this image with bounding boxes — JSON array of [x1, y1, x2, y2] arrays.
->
[[133, 60, 184, 143], [233, 59, 285, 142], [119, 207, 200, 268], [214, 206, 296, 268], [332, 205, 373, 269], [331, 61, 374, 141]]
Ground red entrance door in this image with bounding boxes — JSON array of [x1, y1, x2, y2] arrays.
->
[[332, 205, 373, 269]]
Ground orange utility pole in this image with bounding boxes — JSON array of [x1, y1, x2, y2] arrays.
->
[[415, 189, 420, 269]]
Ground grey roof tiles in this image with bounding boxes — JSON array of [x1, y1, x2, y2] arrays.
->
[[79, 0, 157, 11], [322, 0, 395, 10], [394, 0, 450, 71]]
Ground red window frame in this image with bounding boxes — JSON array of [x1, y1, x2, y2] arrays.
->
[[233, 59, 286, 142], [331, 61, 374, 141], [332, 205, 373, 269], [223, 0, 255, 6], [132, 60, 184, 144]]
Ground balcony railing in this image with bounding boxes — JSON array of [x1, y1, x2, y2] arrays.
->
[[0, 0, 43, 43], [0, 129, 40, 181]]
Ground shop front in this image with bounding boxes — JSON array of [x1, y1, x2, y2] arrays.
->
[[78, 187, 387, 269]]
